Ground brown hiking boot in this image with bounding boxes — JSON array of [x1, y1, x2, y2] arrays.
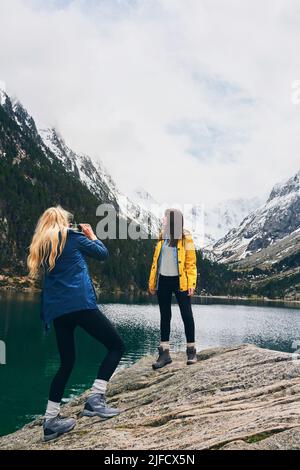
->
[[152, 346, 172, 370], [186, 346, 197, 365]]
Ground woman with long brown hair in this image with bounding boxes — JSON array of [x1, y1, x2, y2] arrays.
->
[[148, 208, 197, 369], [28, 206, 125, 441]]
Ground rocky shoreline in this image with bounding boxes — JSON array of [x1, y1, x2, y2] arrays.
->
[[0, 274, 40, 293], [1, 344, 300, 450]]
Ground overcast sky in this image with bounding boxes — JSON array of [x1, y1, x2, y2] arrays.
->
[[1, 0, 300, 206]]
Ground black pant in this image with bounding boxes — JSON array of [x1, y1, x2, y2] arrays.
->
[[49, 308, 125, 403], [157, 274, 195, 343]]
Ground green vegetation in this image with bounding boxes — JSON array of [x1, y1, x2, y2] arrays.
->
[[196, 250, 299, 299], [196, 250, 238, 295]]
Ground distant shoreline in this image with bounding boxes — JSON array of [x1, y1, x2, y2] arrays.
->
[[192, 294, 300, 308], [0, 281, 300, 308]]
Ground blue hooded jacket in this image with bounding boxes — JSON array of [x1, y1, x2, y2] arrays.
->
[[41, 229, 108, 330]]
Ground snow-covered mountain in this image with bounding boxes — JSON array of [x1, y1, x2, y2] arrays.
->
[[0, 85, 160, 236], [129, 187, 158, 210], [212, 169, 300, 264], [40, 129, 161, 236], [128, 188, 264, 249], [0, 84, 263, 249], [0, 86, 116, 205], [180, 197, 265, 249], [39, 127, 118, 205], [39, 128, 161, 236], [203, 197, 265, 245]]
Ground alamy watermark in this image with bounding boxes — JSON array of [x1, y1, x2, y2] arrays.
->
[[92, 198, 205, 246], [0, 340, 6, 365]]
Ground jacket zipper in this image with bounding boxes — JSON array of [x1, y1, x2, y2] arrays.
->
[[176, 241, 180, 289]]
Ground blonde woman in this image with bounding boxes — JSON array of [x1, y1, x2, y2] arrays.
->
[[28, 206, 125, 441], [149, 208, 197, 369]]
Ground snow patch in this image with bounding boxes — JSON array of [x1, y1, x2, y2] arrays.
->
[[0, 80, 7, 106]]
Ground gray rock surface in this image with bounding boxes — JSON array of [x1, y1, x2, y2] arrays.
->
[[1, 344, 300, 450]]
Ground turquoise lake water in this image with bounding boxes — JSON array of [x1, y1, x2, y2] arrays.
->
[[0, 291, 300, 437]]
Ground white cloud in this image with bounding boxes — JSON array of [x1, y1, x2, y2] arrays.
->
[[1, 0, 300, 207]]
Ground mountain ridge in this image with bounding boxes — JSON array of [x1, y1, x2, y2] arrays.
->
[[211, 167, 300, 265]]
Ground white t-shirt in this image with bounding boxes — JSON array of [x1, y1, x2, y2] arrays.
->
[[159, 242, 178, 276]]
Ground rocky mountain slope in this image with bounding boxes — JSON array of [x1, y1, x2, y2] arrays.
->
[[1, 344, 300, 450], [212, 169, 300, 265], [39, 128, 160, 236], [234, 228, 300, 270], [1, 84, 261, 251], [0, 85, 159, 232], [39, 127, 118, 205], [0, 88, 155, 290]]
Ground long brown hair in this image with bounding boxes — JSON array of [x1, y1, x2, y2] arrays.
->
[[159, 208, 185, 247]]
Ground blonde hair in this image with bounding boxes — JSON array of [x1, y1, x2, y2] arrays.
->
[[27, 206, 73, 279]]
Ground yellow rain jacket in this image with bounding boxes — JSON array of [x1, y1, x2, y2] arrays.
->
[[148, 231, 197, 292]]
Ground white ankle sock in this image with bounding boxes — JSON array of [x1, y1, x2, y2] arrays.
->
[[187, 342, 196, 348], [44, 400, 60, 420], [160, 342, 170, 350], [91, 379, 107, 395]]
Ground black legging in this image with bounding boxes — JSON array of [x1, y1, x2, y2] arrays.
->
[[157, 274, 195, 343], [49, 308, 125, 403]]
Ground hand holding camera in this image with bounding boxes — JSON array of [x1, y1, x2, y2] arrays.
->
[[80, 224, 97, 241], [69, 223, 97, 240]]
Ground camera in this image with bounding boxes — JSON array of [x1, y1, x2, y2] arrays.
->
[[69, 223, 83, 232]]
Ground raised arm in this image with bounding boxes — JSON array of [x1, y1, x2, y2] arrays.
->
[[75, 224, 109, 261]]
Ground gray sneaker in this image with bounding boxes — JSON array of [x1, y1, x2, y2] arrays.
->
[[82, 393, 120, 419], [43, 415, 76, 442]]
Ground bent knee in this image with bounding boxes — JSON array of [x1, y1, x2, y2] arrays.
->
[[111, 336, 125, 355], [118, 338, 126, 354]]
